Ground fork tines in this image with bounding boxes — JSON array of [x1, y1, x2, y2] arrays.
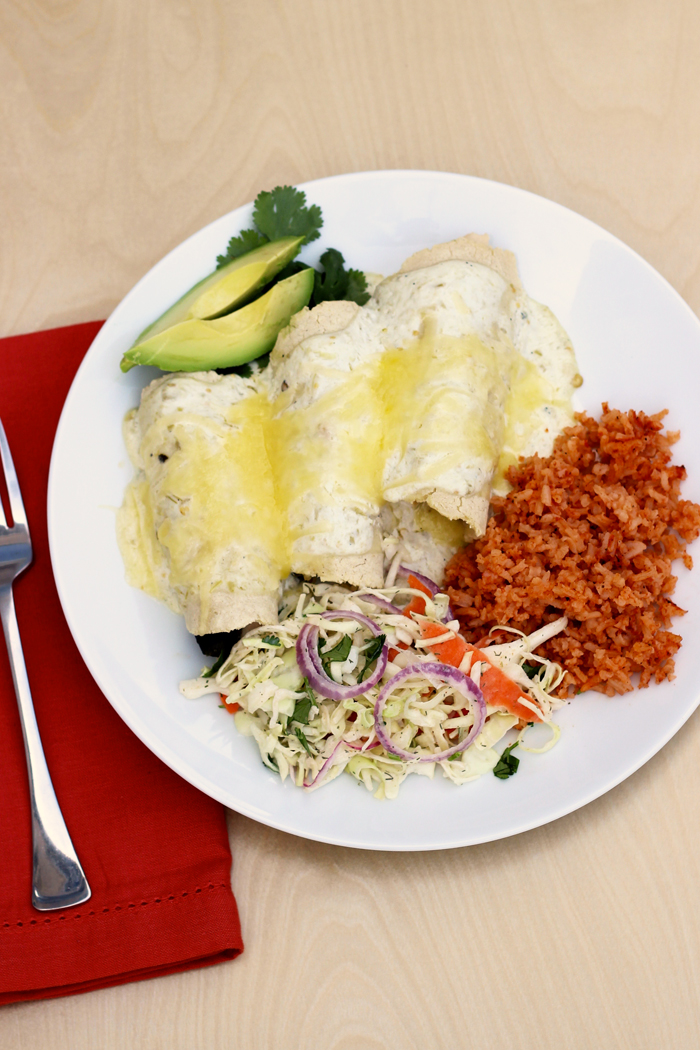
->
[[0, 419, 29, 531]]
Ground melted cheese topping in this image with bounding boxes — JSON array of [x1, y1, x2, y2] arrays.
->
[[268, 366, 383, 560], [494, 359, 558, 487], [120, 380, 285, 630], [377, 319, 511, 502], [493, 347, 577, 492], [117, 476, 180, 612], [119, 254, 581, 629], [152, 402, 283, 613]]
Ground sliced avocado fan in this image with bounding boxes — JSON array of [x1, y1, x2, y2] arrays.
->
[[133, 236, 304, 346], [120, 267, 314, 373]]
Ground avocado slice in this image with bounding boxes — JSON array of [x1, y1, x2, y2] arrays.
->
[[133, 236, 304, 345], [121, 267, 314, 373]]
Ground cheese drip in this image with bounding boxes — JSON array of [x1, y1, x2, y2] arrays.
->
[[493, 355, 575, 492], [117, 476, 180, 612], [377, 318, 512, 503], [268, 367, 383, 566], [142, 398, 285, 628]]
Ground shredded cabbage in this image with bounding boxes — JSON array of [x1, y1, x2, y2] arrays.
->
[[180, 579, 566, 798]]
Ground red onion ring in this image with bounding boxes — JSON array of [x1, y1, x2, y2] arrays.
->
[[295, 611, 388, 700], [355, 592, 405, 616], [296, 623, 325, 679], [373, 662, 485, 762], [319, 610, 382, 633]]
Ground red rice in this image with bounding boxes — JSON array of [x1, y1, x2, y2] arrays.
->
[[444, 406, 700, 696]]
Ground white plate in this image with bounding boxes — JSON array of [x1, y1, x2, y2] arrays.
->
[[48, 170, 700, 851]]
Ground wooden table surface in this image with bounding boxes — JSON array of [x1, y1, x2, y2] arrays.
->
[[3, 1, 700, 1047]]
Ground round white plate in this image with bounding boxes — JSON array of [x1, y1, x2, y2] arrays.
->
[[48, 170, 700, 851]]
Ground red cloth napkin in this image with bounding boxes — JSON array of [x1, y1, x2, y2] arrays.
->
[[0, 322, 243, 1004]]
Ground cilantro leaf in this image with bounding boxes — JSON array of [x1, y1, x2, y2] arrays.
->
[[345, 268, 371, 305], [522, 663, 540, 680], [294, 726, 314, 756], [291, 696, 313, 725], [319, 633, 352, 676], [493, 742, 520, 780], [311, 248, 370, 307], [291, 680, 316, 725], [215, 185, 321, 269], [312, 248, 346, 301], [253, 186, 322, 245], [214, 188, 371, 316], [358, 634, 386, 682], [216, 227, 269, 269], [202, 648, 228, 679], [320, 634, 352, 662], [261, 634, 281, 646]]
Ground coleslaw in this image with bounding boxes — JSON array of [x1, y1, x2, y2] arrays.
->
[[181, 572, 567, 799]]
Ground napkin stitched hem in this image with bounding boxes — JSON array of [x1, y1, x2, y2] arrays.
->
[[1, 880, 231, 930]]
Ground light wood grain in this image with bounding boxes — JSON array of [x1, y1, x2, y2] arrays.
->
[[3, 0, 700, 1046]]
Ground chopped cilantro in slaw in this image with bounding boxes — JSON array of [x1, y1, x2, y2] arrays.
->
[[181, 578, 567, 799]]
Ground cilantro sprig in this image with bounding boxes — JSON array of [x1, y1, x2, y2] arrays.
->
[[312, 249, 370, 307], [254, 186, 323, 244], [217, 186, 322, 268], [215, 186, 370, 309], [294, 726, 314, 756]]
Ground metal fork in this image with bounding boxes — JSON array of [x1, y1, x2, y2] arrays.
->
[[0, 420, 91, 911]]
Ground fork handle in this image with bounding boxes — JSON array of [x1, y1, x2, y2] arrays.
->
[[0, 585, 91, 910]]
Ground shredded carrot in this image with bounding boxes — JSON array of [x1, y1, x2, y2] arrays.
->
[[419, 620, 468, 667], [470, 651, 541, 722], [418, 621, 540, 721], [402, 573, 433, 617]]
